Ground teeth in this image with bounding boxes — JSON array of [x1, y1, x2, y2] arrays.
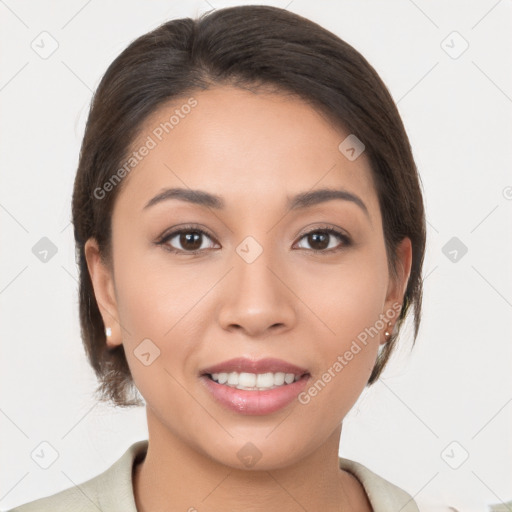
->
[[209, 371, 302, 390]]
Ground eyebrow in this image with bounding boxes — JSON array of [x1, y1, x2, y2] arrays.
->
[[143, 187, 369, 217]]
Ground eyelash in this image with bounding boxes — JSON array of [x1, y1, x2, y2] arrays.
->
[[156, 224, 351, 256]]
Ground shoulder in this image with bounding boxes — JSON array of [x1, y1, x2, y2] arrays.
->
[[338, 456, 419, 512], [4, 440, 148, 512]]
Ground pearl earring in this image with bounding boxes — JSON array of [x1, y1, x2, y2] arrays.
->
[[105, 326, 112, 337], [384, 322, 392, 341]]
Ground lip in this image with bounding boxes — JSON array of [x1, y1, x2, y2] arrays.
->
[[199, 357, 309, 376], [200, 373, 310, 415]]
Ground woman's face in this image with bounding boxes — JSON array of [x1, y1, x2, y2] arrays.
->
[[86, 85, 410, 469]]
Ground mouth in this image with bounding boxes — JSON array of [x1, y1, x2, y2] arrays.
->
[[199, 357, 310, 391], [204, 370, 308, 391], [199, 359, 311, 415]]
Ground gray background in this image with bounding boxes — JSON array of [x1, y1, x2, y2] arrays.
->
[[1, 1, 511, 510]]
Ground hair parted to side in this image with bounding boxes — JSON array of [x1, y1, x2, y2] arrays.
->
[[72, 5, 426, 407]]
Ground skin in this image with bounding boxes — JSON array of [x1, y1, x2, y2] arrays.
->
[[85, 85, 412, 512]]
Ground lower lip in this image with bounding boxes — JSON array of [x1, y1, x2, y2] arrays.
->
[[200, 374, 310, 415]]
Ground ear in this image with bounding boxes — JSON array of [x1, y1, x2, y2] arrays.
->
[[84, 237, 122, 349], [382, 237, 413, 343]]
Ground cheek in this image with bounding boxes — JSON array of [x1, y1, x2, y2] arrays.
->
[[111, 243, 217, 392], [112, 235, 209, 339], [296, 247, 389, 405], [299, 245, 389, 344]]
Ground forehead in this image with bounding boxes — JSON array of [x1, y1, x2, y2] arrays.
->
[[114, 85, 379, 219]]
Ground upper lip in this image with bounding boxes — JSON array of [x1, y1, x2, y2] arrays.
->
[[200, 357, 309, 376]]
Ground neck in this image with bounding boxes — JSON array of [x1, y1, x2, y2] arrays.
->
[[133, 407, 371, 512]]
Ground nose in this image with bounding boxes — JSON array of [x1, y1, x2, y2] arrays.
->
[[216, 245, 297, 338]]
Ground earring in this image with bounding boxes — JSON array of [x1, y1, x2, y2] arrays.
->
[[384, 322, 392, 341], [105, 326, 112, 337]]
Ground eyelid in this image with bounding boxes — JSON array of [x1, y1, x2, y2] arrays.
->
[[295, 223, 350, 240]]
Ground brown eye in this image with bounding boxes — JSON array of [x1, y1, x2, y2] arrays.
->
[[157, 225, 350, 255], [177, 232, 203, 251], [295, 228, 350, 253], [158, 227, 218, 254]]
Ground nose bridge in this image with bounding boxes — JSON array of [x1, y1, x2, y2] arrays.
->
[[217, 235, 296, 336]]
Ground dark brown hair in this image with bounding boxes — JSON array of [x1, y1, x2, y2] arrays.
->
[[72, 5, 426, 407]]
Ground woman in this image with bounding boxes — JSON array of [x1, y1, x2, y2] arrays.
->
[[9, 5, 425, 511]]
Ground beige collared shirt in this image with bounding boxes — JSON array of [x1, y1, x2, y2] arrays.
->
[[6, 440, 420, 512]]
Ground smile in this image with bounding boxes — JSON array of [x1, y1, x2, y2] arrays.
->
[[207, 371, 302, 391]]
